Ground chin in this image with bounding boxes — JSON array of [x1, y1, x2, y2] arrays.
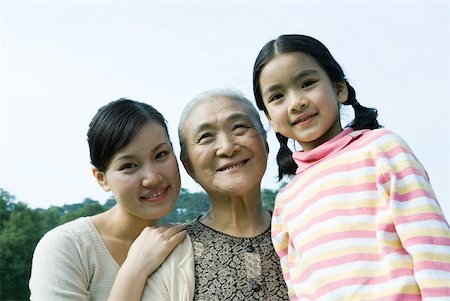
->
[[219, 183, 255, 197]]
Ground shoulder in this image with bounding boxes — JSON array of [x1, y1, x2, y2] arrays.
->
[[351, 128, 412, 154], [34, 217, 98, 254], [143, 235, 195, 301], [358, 128, 405, 144], [168, 234, 193, 261]]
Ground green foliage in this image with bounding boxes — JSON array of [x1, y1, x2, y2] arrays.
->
[[0, 201, 47, 300], [261, 188, 277, 211], [61, 198, 107, 224], [0, 188, 16, 232], [161, 188, 211, 224], [0, 186, 279, 300]]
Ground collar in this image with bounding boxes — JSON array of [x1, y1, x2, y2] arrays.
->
[[292, 128, 367, 174]]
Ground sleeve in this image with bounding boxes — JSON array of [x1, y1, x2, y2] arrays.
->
[[271, 192, 294, 298], [375, 130, 450, 300], [29, 227, 90, 301], [142, 235, 195, 301]]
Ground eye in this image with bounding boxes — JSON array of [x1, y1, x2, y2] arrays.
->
[[119, 162, 137, 170], [155, 150, 170, 160], [302, 79, 317, 88], [232, 124, 250, 135], [196, 132, 214, 143], [268, 93, 283, 103]]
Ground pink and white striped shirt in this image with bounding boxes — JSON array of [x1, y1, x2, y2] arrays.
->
[[272, 128, 450, 300]]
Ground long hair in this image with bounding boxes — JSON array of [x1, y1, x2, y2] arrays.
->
[[253, 34, 381, 180]]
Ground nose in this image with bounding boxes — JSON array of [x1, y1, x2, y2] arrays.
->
[[216, 133, 240, 157], [141, 164, 162, 187], [288, 91, 307, 113]]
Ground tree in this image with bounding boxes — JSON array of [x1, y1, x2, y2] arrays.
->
[[0, 188, 15, 232], [61, 198, 107, 224], [261, 188, 277, 211], [0, 201, 43, 300]]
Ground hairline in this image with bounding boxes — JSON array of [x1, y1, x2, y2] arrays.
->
[[178, 88, 266, 159]]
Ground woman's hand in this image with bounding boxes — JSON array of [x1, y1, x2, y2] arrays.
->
[[107, 223, 187, 301], [126, 223, 188, 275]]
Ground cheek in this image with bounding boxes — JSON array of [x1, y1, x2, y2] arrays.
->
[[167, 159, 181, 179], [266, 107, 285, 127], [268, 116, 283, 133]]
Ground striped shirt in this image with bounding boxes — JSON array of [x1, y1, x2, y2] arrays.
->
[[272, 128, 450, 300]]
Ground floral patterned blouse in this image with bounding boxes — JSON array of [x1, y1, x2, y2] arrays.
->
[[187, 217, 289, 301]]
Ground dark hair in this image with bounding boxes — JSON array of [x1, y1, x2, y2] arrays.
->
[[87, 98, 169, 172], [253, 34, 381, 180]]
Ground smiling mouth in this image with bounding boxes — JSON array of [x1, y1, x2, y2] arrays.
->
[[140, 187, 168, 201], [293, 113, 318, 125], [217, 159, 249, 172]]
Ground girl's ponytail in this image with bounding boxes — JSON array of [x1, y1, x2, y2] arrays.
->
[[275, 132, 297, 180], [344, 82, 381, 130]]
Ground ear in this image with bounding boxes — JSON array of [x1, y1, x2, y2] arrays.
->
[[92, 167, 111, 192], [335, 81, 348, 104], [180, 156, 196, 181]]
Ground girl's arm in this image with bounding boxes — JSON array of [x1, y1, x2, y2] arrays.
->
[[377, 130, 450, 300], [272, 196, 294, 298], [107, 224, 187, 301]]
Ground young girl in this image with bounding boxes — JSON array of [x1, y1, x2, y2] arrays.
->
[[29, 98, 193, 301], [253, 34, 450, 300]]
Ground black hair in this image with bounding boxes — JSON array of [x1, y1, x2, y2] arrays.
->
[[253, 34, 381, 180], [87, 98, 169, 172]]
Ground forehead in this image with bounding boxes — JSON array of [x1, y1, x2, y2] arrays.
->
[[119, 121, 168, 151], [260, 52, 322, 80], [185, 96, 254, 129]]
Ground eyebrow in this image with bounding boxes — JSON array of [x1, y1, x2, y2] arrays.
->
[[262, 69, 319, 98], [114, 142, 169, 161]]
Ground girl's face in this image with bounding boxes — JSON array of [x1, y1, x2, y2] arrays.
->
[[181, 96, 268, 198], [94, 121, 181, 224], [259, 52, 348, 151]]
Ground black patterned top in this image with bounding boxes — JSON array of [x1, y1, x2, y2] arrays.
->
[[187, 217, 289, 301]]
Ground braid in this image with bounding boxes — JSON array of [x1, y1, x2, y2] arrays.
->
[[275, 132, 297, 181], [344, 82, 381, 130]]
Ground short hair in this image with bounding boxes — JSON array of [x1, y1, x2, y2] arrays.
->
[[178, 88, 266, 160]]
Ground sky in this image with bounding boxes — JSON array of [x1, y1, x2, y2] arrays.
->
[[0, 1, 449, 219]]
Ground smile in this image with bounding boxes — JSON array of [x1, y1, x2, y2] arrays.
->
[[217, 159, 248, 172], [140, 187, 168, 202], [293, 113, 318, 125]]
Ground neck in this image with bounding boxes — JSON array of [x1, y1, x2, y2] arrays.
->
[[200, 189, 271, 237], [94, 206, 158, 242]]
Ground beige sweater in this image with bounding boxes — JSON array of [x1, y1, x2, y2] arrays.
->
[[29, 217, 194, 301]]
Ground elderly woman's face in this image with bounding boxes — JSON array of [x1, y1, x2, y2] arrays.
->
[[182, 96, 268, 197]]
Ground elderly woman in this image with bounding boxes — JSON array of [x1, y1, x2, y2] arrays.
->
[[177, 88, 288, 300], [115, 89, 288, 300]]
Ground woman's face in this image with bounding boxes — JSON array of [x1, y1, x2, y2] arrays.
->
[[94, 121, 181, 223], [182, 96, 268, 197]]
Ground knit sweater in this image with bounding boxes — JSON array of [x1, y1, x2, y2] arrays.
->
[[272, 128, 450, 301], [29, 216, 194, 301]]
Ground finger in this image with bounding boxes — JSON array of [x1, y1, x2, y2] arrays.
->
[[162, 224, 187, 237], [162, 230, 187, 253], [169, 229, 187, 245]]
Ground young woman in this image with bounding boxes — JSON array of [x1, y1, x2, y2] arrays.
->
[[29, 98, 192, 301]]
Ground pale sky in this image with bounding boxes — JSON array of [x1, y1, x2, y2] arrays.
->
[[0, 1, 449, 219]]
